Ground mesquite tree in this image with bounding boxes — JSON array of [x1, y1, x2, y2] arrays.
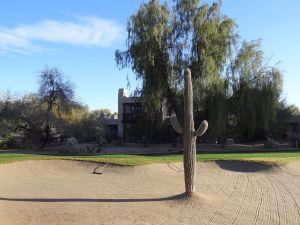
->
[[171, 69, 208, 194], [38, 66, 74, 149]]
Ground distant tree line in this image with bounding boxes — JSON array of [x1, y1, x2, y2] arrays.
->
[[116, 0, 297, 143], [0, 66, 114, 149]]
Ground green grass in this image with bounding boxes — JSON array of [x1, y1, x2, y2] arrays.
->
[[1, 151, 300, 166]]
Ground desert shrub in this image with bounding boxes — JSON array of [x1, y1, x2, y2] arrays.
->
[[62, 137, 98, 154], [0, 134, 15, 149], [265, 137, 279, 149], [98, 136, 107, 146]]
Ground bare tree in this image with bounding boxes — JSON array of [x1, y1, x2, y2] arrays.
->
[[38, 66, 74, 149]]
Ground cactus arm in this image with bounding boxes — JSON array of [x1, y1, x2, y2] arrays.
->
[[170, 115, 183, 134], [169, 68, 209, 195], [194, 120, 208, 137]]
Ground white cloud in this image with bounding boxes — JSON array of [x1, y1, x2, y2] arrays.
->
[[0, 16, 123, 54], [0, 31, 32, 53]]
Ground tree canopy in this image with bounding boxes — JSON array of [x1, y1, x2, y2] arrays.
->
[[38, 66, 75, 148], [116, 0, 283, 142]]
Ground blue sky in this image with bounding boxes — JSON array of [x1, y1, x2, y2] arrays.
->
[[0, 0, 299, 112]]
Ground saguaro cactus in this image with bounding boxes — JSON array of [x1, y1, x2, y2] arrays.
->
[[170, 68, 208, 195]]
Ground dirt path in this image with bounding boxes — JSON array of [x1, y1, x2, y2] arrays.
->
[[0, 160, 300, 225]]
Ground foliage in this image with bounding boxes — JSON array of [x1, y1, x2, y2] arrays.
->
[[116, 0, 172, 141], [225, 41, 282, 141], [62, 137, 98, 154], [116, 0, 284, 142], [0, 91, 112, 148], [0, 134, 15, 149], [65, 137, 79, 153], [38, 66, 75, 148], [64, 108, 110, 143], [265, 137, 280, 149], [0, 93, 45, 143]]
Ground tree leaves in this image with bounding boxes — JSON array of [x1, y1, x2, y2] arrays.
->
[[116, 0, 283, 142]]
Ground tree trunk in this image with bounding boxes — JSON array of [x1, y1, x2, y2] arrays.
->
[[41, 102, 52, 149], [40, 124, 50, 149], [183, 69, 196, 194]]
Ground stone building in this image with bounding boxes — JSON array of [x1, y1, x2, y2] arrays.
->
[[103, 88, 169, 143], [100, 88, 143, 142], [117, 88, 143, 142]]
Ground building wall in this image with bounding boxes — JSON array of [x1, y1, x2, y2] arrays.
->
[[117, 88, 170, 142], [117, 88, 143, 142], [117, 88, 127, 140]]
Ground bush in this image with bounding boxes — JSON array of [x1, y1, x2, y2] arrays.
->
[[0, 134, 15, 149], [97, 136, 107, 146], [265, 137, 279, 149], [62, 137, 98, 154]]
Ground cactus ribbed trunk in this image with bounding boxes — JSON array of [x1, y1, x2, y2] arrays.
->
[[170, 68, 208, 196], [183, 69, 196, 194]]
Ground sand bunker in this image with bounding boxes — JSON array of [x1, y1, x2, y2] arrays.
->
[[1, 159, 300, 225]]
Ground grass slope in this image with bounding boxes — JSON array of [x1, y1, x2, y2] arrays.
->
[[1, 152, 300, 166]]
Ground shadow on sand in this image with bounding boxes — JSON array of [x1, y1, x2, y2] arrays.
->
[[0, 193, 192, 203], [215, 160, 276, 173]]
